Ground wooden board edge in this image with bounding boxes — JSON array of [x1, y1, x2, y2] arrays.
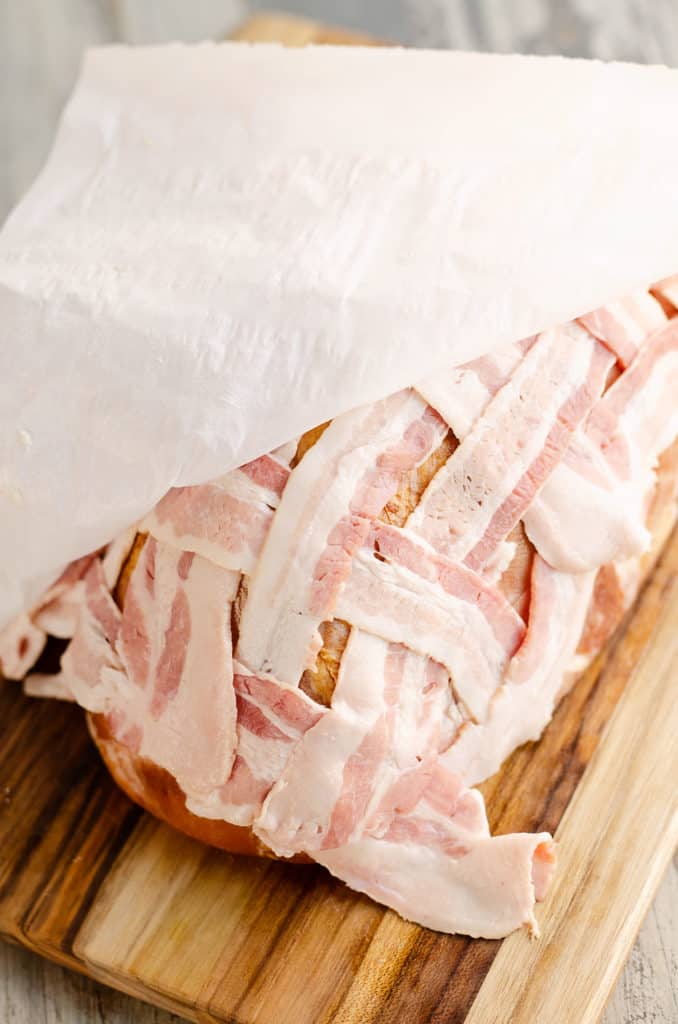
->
[[466, 532, 678, 1024], [3, 14, 675, 1024]]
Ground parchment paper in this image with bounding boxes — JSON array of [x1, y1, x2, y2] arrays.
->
[[2, 42, 678, 626]]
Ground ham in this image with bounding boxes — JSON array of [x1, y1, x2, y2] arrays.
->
[[237, 392, 448, 684]]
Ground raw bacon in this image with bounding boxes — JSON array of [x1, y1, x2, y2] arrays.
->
[[9, 277, 678, 941], [578, 291, 665, 367], [409, 325, 612, 570], [237, 392, 447, 684], [0, 613, 46, 681], [441, 557, 595, 785], [525, 317, 678, 570], [334, 524, 524, 722], [116, 538, 241, 800], [187, 666, 325, 825], [141, 452, 291, 574]]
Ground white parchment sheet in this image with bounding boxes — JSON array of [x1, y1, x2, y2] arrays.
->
[[2, 42, 678, 625]]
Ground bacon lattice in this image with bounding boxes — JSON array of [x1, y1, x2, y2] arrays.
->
[[2, 281, 677, 938]]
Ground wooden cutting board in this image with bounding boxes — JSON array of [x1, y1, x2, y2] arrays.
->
[[1, 14, 677, 1024]]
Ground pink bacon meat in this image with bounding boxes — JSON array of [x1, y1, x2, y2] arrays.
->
[[525, 316, 678, 571], [442, 556, 596, 785], [334, 522, 525, 722], [578, 290, 666, 368], [237, 391, 448, 685], [187, 666, 325, 824], [257, 630, 553, 939], [115, 537, 241, 801], [409, 324, 613, 571], [256, 632, 460, 856], [142, 453, 291, 574]]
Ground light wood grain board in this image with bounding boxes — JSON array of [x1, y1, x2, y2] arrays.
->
[[1, 12, 677, 1024]]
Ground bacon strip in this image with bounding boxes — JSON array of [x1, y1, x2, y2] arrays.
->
[[113, 538, 241, 800], [416, 342, 528, 441], [61, 560, 126, 710], [237, 391, 448, 684], [0, 613, 47, 680], [257, 627, 554, 938], [409, 325, 613, 570], [334, 536, 523, 723], [141, 453, 291, 574], [0, 552, 100, 679], [187, 666, 325, 825], [15, 278, 678, 942], [652, 274, 678, 312], [316, 825, 555, 939], [525, 318, 678, 570], [24, 672, 75, 701], [442, 556, 595, 785], [585, 318, 678, 479], [421, 327, 652, 573], [578, 291, 666, 368], [256, 633, 459, 855]]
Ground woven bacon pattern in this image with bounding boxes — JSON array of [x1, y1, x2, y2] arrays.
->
[[3, 277, 678, 937]]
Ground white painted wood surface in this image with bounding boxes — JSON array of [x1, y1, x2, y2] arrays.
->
[[0, 2, 676, 1021]]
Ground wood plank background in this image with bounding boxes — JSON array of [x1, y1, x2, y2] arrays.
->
[[1, 3, 676, 1023]]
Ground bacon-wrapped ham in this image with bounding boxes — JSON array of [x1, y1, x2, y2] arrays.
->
[[2, 284, 677, 940]]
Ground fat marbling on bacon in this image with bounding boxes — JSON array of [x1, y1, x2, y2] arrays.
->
[[2, 284, 678, 940]]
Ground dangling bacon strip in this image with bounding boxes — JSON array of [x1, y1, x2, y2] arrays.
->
[[114, 538, 241, 800], [0, 613, 47, 681], [0, 551, 100, 680], [316, 801, 555, 939], [61, 559, 126, 710], [256, 631, 553, 939]]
